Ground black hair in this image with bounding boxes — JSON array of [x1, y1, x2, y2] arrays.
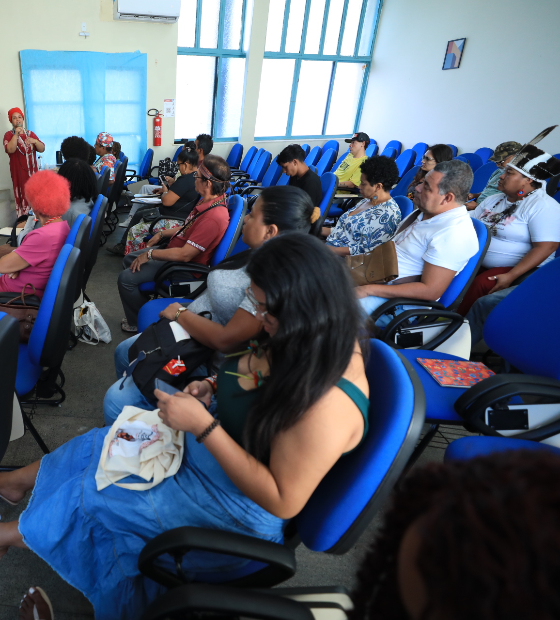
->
[[178, 140, 199, 168], [213, 185, 315, 272], [360, 156, 400, 191], [201, 154, 231, 195], [276, 144, 306, 165], [112, 141, 121, 160], [60, 136, 90, 162], [244, 233, 364, 463], [196, 133, 213, 156], [88, 145, 97, 166], [411, 143, 454, 188], [58, 158, 98, 202]]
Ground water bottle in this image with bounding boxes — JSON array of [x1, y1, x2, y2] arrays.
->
[[37, 155, 43, 170]]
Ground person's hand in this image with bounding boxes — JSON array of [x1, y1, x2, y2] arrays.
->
[[25, 137, 37, 147], [355, 286, 369, 299], [155, 390, 213, 434], [8, 271, 20, 279], [146, 233, 161, 248], [130, 251, 149, 273], [488, 272, 515, 294], [165, 176, 175, 185], [465, 200, 478, 210], [159, 302, 185, 321], [183, 380, 213, 408], [152, 187, 164, 195], [14, 127, 23, 136]]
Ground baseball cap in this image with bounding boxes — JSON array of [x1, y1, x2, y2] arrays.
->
[[489, 141, 522, 162], [345, 132, 370, 147]]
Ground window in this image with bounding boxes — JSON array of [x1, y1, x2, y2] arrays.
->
[[176, 0, 254, 142], [255, 0, 382, 139]]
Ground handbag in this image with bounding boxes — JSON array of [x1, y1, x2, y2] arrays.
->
[[73, 301, 112, 345], [158, 158, 179, 180], [0, 284, 40, 343], [345, 240, 399, 286], [95, 406, 184, 491], [126, 316, 215, 399]]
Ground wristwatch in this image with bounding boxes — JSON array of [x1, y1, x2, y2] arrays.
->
[[174, 306, 188, 322]]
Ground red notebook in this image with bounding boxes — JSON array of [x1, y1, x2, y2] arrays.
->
[[417, 358, 495, 388]]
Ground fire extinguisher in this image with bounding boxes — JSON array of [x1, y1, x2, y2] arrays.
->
[[148, 108, 162, 146]]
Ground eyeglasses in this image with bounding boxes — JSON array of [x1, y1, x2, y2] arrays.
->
[[246, 287, 268, 317], [192, 171, 209, 180], [422, 155, 435, 162]]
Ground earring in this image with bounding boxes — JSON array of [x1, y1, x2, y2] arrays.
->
[[517, 190, 525, 196], [372, 195, 378, 201]]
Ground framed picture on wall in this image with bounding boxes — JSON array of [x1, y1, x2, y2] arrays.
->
[[442, 38, 466, 70]]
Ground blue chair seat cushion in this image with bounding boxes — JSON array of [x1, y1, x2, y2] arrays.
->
[[445, 436, 560, 462], [138, 298, 193, 333], [16, 344, 43, 396]]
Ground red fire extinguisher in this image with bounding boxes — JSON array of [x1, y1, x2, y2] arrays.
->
[[148, 109, 162, 146]]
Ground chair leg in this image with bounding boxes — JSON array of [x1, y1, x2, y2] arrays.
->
[[21, 410, 50, 454], [20, 368, 66, 407], [403, 423, 440, 474]]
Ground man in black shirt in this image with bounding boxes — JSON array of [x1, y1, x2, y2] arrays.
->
[[277, 144, 323, 208]]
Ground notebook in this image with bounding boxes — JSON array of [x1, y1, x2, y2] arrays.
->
[[416, 358, 495, 388]]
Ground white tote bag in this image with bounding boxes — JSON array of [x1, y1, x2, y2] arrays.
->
[[95, 406, 184, 491], [74, 301, 112, 345]]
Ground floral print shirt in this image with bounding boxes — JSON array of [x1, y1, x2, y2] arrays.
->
[[94, 154, 117, 181], [326, 198, 401, 255]]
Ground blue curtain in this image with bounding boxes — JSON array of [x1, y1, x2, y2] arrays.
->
[[20, 50, 147, 168]]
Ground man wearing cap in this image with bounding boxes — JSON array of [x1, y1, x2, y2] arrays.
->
[[93, 132, 117, 183], [465, 141, 521, 210], [3, 108, 45, 217], [335, 132, 370, 190]]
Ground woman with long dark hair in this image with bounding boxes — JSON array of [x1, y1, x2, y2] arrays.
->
[[57, 158, 98, 226], [104, 185, 321, 423], [407, 144, 454, 200], [0, 234, 368, 620]]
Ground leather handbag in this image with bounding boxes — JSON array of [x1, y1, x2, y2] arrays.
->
[[0, 284, 41, 343], [345, 240, 399, 286]]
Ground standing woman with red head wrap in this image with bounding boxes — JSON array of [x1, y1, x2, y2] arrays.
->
[[3, 108, 45, 217]]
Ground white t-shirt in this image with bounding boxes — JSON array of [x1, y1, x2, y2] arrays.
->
[[392, 206, 479, 280], [473, 187, 560, 269]]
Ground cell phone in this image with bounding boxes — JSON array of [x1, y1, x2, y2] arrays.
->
[[154, 378, 180, 396], [159, 175, 169, 190]]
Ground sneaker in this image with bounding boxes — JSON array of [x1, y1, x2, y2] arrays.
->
[[106, 243, 126, 256], [121, 318, 138, 333], [119, 216, 132, 228]]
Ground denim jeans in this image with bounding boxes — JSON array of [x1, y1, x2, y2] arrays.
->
[[465, 286, 516, 346], [359, 295, 405, 328]]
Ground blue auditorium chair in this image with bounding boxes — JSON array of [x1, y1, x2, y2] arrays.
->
[[66, 215, 92, 302], [84, 195, 109, 287], [309, 173, 338, 237], [315, 149, 337, 177], [390, 166, 419, 197], [382, 140, 402, 156], [0, 313, 20, 464], [231, 148, 265, 181], [412, 142, 428, 165], [96, 166, 110, 197], [231, 151, 272, 194], [124, 149, 154, 188], [300, 144, 311, 156], [459, 152, 483, 172], [380, 147, 397, 159], [447, 144, 458, 157], [365, 143, 378, 157], [454, 155, 468, 164], [321, 139, 339, 157], [470, 161, 498, 194], [305, 146, 322, 167], [474, 147, 494, 165], [138, 339, 425, 588], [226, 143, 244, 169], [238, 158, 283, 201], [392, 195, 413, 220], [394, 149, 416, 177], [331, 148, 350, 172], [172, 145, 184, 162], [230, 145, 257, 173], [103, 159, 129, 239]]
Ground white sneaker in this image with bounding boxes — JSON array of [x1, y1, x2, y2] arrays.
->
[[119, 216, 132, 228]]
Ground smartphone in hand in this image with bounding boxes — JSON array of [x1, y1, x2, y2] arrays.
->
[[154, 378, 180, 396], [159, 175, 169, 190]]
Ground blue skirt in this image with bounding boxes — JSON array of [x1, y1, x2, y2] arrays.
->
[[19, 428, 286, 620]]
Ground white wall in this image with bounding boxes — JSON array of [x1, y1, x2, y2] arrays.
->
[[360, 0, 560, 156]]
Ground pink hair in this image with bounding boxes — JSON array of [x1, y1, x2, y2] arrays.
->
[[24, 170, 71, 217]]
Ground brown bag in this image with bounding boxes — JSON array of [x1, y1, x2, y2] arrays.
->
[[345, 240, 399, 286], [0, 284, 41, 343]]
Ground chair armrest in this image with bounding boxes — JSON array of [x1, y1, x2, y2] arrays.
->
[[239, 185, 265, 197], [231, 177, 257, 192], [454, 374, 560, 440], [153, 261, 211, 297], [230, 171, 250, 179], [149, 165, 160, 177], [380, 309, 465, 350], [369, 298, 445, 323], [125, 168, 138, 182], [138, 526, 296, 589]]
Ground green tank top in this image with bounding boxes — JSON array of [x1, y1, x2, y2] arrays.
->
[[214, 357, 369, 453]]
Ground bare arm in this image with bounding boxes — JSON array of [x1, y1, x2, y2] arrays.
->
[[161, 190, 181, 207], [5, 132, 19, 154], [327, 245, 350, 256], [356, 261, 457, 301], [0, 251, 29, 275]]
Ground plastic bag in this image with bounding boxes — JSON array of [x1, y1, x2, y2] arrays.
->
[[74, 301, 112, 345]]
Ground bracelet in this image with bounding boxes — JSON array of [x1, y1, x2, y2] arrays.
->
[[196, 419, 220, 443], [174, 306, 187, 321], [159, 231, 164, 240], [147, 249, 154, 261], [204, 374, 218, 393]]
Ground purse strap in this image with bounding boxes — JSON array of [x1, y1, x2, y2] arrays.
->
[[4, 283, 38, 306], [169, 197, 227, 242]]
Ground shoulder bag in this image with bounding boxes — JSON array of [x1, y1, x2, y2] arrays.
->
[[0, 283, 40, 343]]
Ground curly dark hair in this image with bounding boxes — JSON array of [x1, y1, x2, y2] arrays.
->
[[410, 143, 454, 189], [60, 136, 90, 162], [112, 141, 122, 160], [58, 158, 98, 202], [360, 156, 400, 191], [349, 450, 560, 620], [87, 144, 97, 166]]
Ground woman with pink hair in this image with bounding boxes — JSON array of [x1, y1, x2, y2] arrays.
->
[[0, 170, 70, 297]]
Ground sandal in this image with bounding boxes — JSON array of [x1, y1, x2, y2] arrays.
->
[[121, 319, 138, 333], [19, 587, 54, 620], [0, 492, 20, 506]]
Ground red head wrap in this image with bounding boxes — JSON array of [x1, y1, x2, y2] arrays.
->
[[8, 107, 24, 122]]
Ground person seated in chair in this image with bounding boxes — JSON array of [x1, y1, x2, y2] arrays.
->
[[465, 141, 522, 210], [104, 186, 321, 423], [324, 156, 401, 256], [0, 171, 70, 296], [60, 135, 91, 163], [92, 132, 117, 183], [117, 155, 231, 332], [0, 234, 368, 620], [276, 144, 322, 208], [407, 144, 454, 200], [357, 160, 479, 325], [335, 132, 370, 191]]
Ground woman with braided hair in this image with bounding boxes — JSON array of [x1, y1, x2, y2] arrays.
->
[[349, 449, 560, 620]]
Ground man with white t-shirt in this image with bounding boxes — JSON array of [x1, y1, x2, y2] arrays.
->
[[358, 159, 479, 323]]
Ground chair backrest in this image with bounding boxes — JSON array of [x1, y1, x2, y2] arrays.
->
[[315, 149, 337, 177], [390, 165, 420, 198], [261, 158, 282, 188], [118, 151, 126, 162], [438, 217, 490, 309], [209, 195, 248, 266], [84, 195, 109, 286], [460, 152, 483, 172], [380, 146, 397, 159], [139, 149, 154, 179], [412, 142, 428, 165], [392, 195, 413, 220], [227, 143, 244, 169], [383, 140, 402, 156], [295, 339, 425, 553], [172, 145, 184, 162], [365, 143, 378, 158], [474, 147, 494, 164], [310, 172, 338, 236], [252, 151, 272, 184], [454, 155, 468, 164], [0, 313, 19, 460], [108, 158, 128, 208], [28, 245, 81, 369], [484, 258, 560, 379], [395, 149, 416, 177], [245, 149, 265, 179], [322, 140, 339, 157], [305, 146, 322, 167], [300, 144, 311, 156], [97, 166, 110, 197], [239, 146, 258, 172], [447, 144, 458, 157], [331, 148, 350, 172], [65, 214, 92, 299], [470, 161, 498, 194], [276, 173, 290, 186]]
